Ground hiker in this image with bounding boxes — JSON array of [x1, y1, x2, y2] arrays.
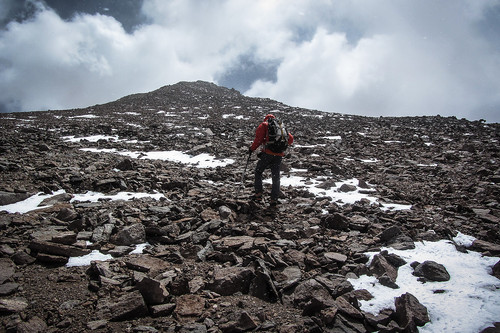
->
[[249, 114, 293, 205]]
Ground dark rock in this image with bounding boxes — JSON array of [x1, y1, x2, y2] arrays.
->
[[321, 213, 349, 230], [38, 193, 73, 206], [0, 258, 15, 284], [112, 223, 146, 246], [339, 184, 357, 192], [394, 292, 430, 330], [174, 294, 205, 317], [0, 282, 19, 296], [29, 240, 91, 257], [16, 316, 47, 333], [492, 260, 500, 279], [207, 266, 254, 296], [377, 226, 401, 242], [472, 240, 500, 255], [0, 298, 28, 313], [136, 276, 169, 305], [291, 279, 336, 315], [0, 191, 31, 206], [369, 253, 399, 287], [96, 290, 148, 321], [413, 261, 450, 281]]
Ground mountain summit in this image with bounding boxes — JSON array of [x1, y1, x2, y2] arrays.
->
[[0, 81, 499, 332]]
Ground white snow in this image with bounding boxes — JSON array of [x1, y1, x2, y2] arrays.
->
[[69, 114, 98, 119], [268, 175, 410, 211], [0, 189, 66, 213], [0, 190, 165, 214], [81, 148, 234, 168], [348, 237, 500, 333], [70, 191, 165, 203], [66, 250, 113, 267], [62, 135, 119, 142]]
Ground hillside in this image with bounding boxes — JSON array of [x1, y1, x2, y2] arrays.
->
[[0, 81, 499, 332]]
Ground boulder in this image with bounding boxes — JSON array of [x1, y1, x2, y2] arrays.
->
[[96, 290, 148, 321], [112, 223, 146, 246], [207, 266, 254, 296], [174, 294, 205, 317], [412, 261, 450, 282], [0, 191, 31, 206], [394, 292, 429, 330], [0, 258, 15, 284], [136, 277, 169, 305]]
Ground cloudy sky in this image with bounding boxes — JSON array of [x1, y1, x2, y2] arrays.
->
[[1, 0, 499, 122]]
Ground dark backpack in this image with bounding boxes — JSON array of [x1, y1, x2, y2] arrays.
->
[[266, 118, 289, 153]]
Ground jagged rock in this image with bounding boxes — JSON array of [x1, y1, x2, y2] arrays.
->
[[136, 276, 169, 305], [290, 279, 336, 315], [472, 240, 500, 255], [412, 260, 450, 281], [339, 184, 357, 192], [377, 226, 402, 242], [9, 250, 33, 266], [394, 292, 430, 331], [220, 311, 258, 332], [92, 224, 115, 243], [150, 303, 176, 317], [0, 282, 19, 296], [335, 296, 364, 320], [369, 253, 399, 287], [0, 191, 31, 205], [124, 255, 170, 276], [174, 294, 205, 317], [324, 252, 348, 264], [29, 240, 90, 258], [274, 266, 302, 290], [208, 266, 254, 296], [321, 213, 349, 230], [0, 258, 15, 284], [16, 316, 47, 333], [0, 298, 28, 313], [96, 290, 148, 320], [116, 158, 135, 171], [314, 274, 354, 298], [56, 207, 78, 221], [493, 260, 500, 279], [39, 193, 73, 206], [112, 223, 146, 245]]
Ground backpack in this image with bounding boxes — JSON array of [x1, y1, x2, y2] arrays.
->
[[266, 117, 289, 153]]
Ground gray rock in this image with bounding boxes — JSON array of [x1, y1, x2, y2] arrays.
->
[[112, 223, 146, 246], [136, 277, 169, 305], [0, 258, 15, 284], [174, 294, 205, 317], [96, 290, 148, 321], [207, 266, 254, 296], [394, 292, 429, 330], [412, 261, 450, 282], [0, 191, 31, 206], [16, 316, 47, 333]]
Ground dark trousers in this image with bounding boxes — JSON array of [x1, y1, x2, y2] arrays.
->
[[254, 153, 282, 200]]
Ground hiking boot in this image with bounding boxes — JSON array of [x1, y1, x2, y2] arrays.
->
[[252, 192, 263, 202], [270, 198, 278, 206]]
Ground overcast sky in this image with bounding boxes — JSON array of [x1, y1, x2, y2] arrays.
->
[[1, 0, 499, 122]]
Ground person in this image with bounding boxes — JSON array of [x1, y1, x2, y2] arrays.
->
[[249, 114, 293, 206]]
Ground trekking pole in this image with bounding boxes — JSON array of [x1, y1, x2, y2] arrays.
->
[[235, 150, 252, 198]]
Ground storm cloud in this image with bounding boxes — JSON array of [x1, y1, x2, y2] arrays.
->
[[1, 0, 499, 122]]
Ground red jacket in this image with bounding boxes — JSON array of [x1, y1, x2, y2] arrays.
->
[[250, 114, 293, 156]]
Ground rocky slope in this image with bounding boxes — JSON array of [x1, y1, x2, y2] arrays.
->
[[0, 81, 499, 332]]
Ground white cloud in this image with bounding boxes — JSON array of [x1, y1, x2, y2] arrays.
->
[[0, 0, 499, 121]]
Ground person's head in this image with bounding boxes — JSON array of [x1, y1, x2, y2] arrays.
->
[[264, 114, 275, 121]]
